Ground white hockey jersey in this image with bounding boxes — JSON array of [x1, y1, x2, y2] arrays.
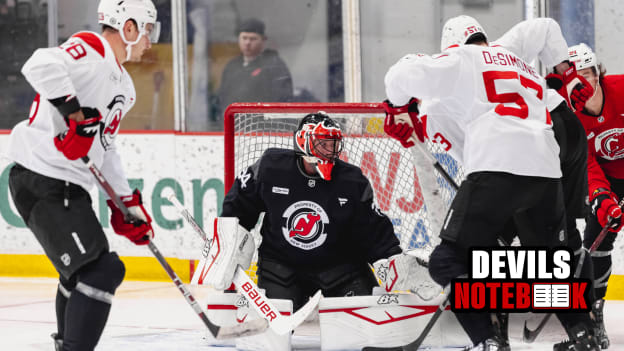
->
[[6, 31, 134, 196], [385, 44, 561, 178], [493, 17, 568, 111]]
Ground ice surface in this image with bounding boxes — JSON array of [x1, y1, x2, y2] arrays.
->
[[1, 277, 622, 350]]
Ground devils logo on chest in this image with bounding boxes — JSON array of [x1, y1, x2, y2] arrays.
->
[[281, 201, 329, 250]]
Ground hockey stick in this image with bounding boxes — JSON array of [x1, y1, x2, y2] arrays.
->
[[165, 191, 322, 335], [522, 197, 624, 342], [393, 114, 458, 241], [81, 156, 267, 339], [393, 114, 459, 189], [361, 293, 451, 351]]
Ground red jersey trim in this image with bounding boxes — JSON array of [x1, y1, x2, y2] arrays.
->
[[72, 32, 106, 58], [442, 44, 460, 51]]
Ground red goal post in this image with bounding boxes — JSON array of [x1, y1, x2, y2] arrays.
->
[[223, 102, 462, 252]]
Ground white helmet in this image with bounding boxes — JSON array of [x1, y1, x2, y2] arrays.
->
[[568, 43, 599, 73], [440, 15, 487, 51], [98, 0, 160, 44]]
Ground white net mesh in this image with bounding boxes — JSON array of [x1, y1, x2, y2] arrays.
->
[[226, 105, 464, 255]]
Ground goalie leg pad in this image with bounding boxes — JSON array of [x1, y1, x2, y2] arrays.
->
[[192, 217, 256, 290], [203, 291, 293, 350], [318, 293, 469, 350], [235, 296, 293, 351]]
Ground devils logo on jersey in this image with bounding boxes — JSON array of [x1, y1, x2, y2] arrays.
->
[[281, 201, 329, 250], [594, 128, 624, 161], [100, 95, 126, 150]]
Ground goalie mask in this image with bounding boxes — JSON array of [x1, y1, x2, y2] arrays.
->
[[440, 15, 487, 51], [293, 112, 343, 180]]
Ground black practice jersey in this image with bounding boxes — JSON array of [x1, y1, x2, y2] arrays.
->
[[222, 148, 401, 269]]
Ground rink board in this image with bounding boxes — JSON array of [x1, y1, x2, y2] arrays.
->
[[1, 133, 624, 300]]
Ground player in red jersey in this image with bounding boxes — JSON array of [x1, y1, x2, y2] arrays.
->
[[564, 42, 624, 349]]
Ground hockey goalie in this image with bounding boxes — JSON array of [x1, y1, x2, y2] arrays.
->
[[186, 112, 458, 350]]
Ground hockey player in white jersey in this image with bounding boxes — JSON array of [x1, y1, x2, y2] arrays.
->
[[384, 16, 599, 351], [5, 0, 159, 350], [490, 18, 601, 349]]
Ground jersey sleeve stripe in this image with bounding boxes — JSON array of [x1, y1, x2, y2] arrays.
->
[[71, 32, 106, 58]]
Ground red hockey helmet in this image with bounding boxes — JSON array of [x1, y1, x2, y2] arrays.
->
[[293, 112, 343, 180]]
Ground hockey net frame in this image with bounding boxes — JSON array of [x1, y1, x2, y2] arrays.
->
[[224, 102, 463, 256]]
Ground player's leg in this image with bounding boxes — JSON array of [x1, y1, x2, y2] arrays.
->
[[63, 252, 125, 350], [583, 214, 615, 349], [550, 102, 589, 225], [517, 181, 599, 350], [52, 274, 77, 349], [257, 257, 307, 311], [548, 103, 602, 349], [584, 202, 619, 300], [429, 172, 531, 349], [8, 165, 124, 350]]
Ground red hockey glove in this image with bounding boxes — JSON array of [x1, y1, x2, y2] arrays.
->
[[54, 107, 102, 160], [569, 74, 594, 111], [382, 98, 424, 148], [107, 189, 154, 245], [545, 65, 594, 111], [590, 189, 623, 233]]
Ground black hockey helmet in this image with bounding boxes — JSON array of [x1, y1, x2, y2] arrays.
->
[[293, 112, 343, 180]]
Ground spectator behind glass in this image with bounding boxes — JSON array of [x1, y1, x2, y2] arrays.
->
[[215, 18, 293, 121]]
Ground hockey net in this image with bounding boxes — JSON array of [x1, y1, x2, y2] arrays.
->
[[224, 102, 464, 258]]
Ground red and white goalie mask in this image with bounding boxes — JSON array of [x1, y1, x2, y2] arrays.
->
[[293, 112, 343, 180]]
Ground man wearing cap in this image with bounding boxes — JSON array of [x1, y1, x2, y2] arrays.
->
[[216, 18, 293, 118]]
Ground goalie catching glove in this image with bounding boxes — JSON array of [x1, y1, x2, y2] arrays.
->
[[107, 189, 154, 245], [192, 217, 256, 290], [382, 98, 425, 148], [373, 249, 441, 300]]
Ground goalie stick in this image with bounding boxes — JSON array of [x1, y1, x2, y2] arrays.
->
[[81, 156, 267, 339], [165, 191, 322, 335], [523, 197, 624, 343]]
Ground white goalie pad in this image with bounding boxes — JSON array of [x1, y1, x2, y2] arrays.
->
[[191, 217, 256, 290], [204, 291, 293, 351], [318, 293, 470, 350], [373, 249, 442, 300]]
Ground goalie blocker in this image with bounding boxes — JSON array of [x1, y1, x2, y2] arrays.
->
[[191, 217, 255, 290]]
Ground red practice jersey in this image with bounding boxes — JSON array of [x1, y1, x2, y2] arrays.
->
[[576, 75, 624, 194]]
